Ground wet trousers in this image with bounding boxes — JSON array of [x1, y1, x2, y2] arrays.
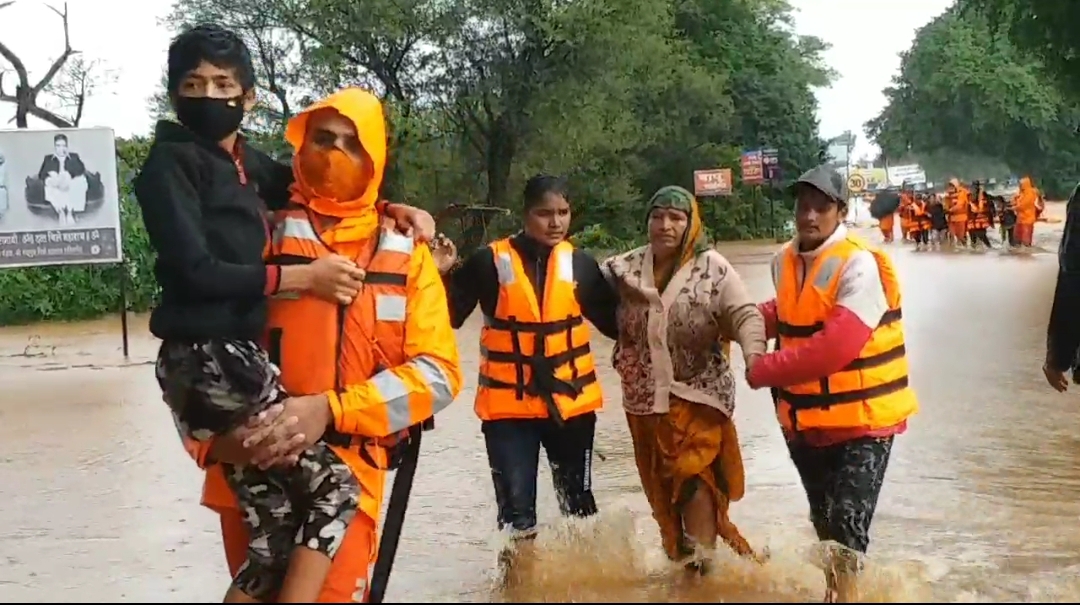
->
[[482, 411, 599, 536], [969, 228, 992, 248], [1015, 222, 1035, 246], [787, 435, 894, 562]]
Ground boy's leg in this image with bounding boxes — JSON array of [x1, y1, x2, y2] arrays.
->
[[228, 465, 297, 602], [220, 511, 250, 577], [278, 444, 361, 603]]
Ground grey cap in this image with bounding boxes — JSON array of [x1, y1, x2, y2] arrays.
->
[[792, 164, 846, 202]]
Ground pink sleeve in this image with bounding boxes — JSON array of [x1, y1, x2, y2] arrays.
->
[[758, 299, 778, 340], [747, 306, 872, 388]]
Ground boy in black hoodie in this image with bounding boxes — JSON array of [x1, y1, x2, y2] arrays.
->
[[135, 24, 433, 602]]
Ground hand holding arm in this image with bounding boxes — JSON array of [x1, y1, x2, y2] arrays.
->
[[747, 251, 886, 389]]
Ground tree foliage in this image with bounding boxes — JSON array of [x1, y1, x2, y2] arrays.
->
[[164, 0, 831, 243], [0, 0, 831, 325], [865, 5, 1080, 197], [0, 1, 107, 127], [958, 0, 1080, 98]]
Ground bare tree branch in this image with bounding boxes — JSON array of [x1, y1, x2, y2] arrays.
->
[[45, 56, 116, 126], [31, 3, 79, 96], [0, 1, 82, 127]]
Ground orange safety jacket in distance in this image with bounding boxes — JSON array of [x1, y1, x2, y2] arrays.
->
[[196, 207, 462, 526], [774, 234, 918, 434], [948, 189, 969, 222], [475, 238, 603, 423], [968, 195, 991, 230]]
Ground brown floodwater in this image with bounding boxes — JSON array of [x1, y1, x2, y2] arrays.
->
[[0, 215, 1075, 602]]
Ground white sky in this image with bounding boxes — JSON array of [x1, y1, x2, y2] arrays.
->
[[1, 0, 953, 159]]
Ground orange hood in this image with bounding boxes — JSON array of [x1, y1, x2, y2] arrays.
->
[[285, 87, 387, 219], [1020, 176, 1033, 192]]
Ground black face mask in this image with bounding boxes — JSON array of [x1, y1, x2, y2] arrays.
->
[[174, 96, 246, 142]]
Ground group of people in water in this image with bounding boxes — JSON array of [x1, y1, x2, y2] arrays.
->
[[877, 177, 1045, 250], [142, 23, 918, 604]]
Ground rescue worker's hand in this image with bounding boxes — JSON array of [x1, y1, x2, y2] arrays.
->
[[431, 234, 457, 275], [308, 254, 365, 305], [385, 202, 436, 243], [1043, 362, 1070, 392], [236, 403, 306, 467], [251, 393, 333, 469]]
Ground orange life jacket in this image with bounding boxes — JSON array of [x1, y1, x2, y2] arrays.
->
[[774, 234, 918, 434], [968, 195, 990, 229], [948, 189, 969, 221], [475, 238, 603, 422], [269, 206, 417, 524]]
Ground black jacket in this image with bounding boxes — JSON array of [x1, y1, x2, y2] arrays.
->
[[1047, 184, 1080, 372], [134, 121, 293, 341], [443, 233, 619, 340]]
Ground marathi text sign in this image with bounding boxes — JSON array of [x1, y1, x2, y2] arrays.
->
[[0, 126, 122, 267], [693, 168, 733, 196], [0, 228, 119, 265], [740, 150, 764, 185]]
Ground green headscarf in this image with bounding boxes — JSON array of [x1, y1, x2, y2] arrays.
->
[[647, 185, 708, 289]]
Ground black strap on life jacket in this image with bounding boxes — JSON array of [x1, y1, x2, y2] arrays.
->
[[478, 314, 595, 427], [367, 421, 425, 604]]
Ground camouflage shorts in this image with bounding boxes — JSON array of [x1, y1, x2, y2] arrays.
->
[[156, 339, 285, 440], [156, 340, 361, 599], [226, 444, 360, 600], [787, 435, 894, 571]]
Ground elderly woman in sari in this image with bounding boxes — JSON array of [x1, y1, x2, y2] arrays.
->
[[602, 185, 768, 572]]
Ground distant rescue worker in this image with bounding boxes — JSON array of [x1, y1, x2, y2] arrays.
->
[[927, 193, 948, 249], [898, 188, 915, 242], [1012, 176, 1043, 247], [747, 165, 918, 603], [908, 193, 930, 250], [877, 204, 895, 243], [967, 181, 994, 249], [946, 178, 970, 247]]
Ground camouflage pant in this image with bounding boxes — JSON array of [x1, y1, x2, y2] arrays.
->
[[156, 340, 360, 600], [225, 445, 360, 600], [787, 436, 894, 572]]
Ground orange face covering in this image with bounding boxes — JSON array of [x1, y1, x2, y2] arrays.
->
[[296, 146, 373, 203], [285, 88, 388, 240]]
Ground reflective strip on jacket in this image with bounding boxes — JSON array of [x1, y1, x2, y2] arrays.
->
[[475, 238, 603, 422], [773, 234, 918, 433], [199, 208, 462, 528]]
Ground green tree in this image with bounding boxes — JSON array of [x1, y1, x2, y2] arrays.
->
[[864, 6, 1080, 196], [959, 0, 1080, 97]]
